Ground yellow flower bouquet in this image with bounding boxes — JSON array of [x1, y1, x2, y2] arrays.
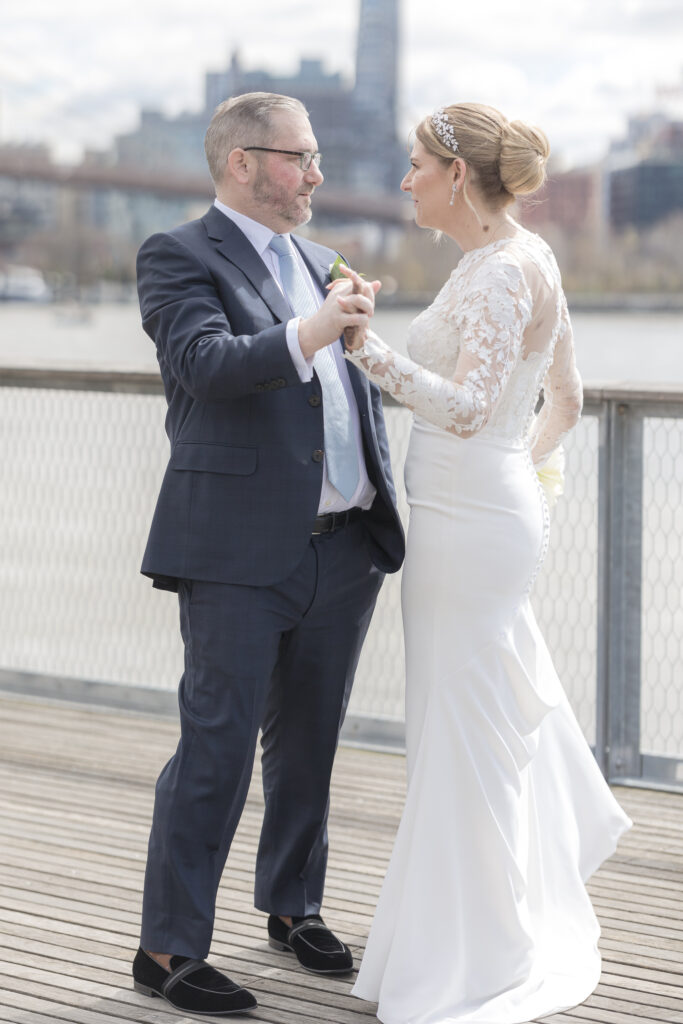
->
[[536, 445, 565, 509]]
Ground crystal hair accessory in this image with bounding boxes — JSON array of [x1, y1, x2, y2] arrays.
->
[[432, 108, 459, 153]]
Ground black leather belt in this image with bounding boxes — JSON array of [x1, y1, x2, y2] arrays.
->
[[312, 508, 363, 535]]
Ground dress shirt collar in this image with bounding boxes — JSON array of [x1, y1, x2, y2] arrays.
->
[[213, 199, 287, 257]]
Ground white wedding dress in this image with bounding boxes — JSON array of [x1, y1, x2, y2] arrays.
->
[[345, 227, 632, 1024]]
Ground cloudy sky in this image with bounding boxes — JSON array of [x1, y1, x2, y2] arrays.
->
[[1, 0, 682, 170]]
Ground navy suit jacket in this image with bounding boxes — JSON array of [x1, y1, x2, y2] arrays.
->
[[137, 205, 404, 589]]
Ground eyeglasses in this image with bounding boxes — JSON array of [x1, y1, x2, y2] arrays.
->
[[243, 147, 322, 171]]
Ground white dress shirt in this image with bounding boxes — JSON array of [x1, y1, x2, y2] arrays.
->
[[213, 199, 376, 513]]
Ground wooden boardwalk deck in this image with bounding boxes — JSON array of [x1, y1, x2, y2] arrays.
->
[[0, 692, 682, 1024]]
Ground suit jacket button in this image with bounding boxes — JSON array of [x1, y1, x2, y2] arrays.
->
[[255, 383, 264, 392], [308, 395, 321, 407], [312, 449, 324, 463], [276, 377, 286, 387]]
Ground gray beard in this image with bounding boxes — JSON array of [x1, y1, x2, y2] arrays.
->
[[252, 166, 312, 228]]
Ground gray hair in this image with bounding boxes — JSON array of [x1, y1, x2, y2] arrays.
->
[[204, 92, 309, 184]]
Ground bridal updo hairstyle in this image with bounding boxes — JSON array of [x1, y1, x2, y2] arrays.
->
[[417, 103, 550, 209]]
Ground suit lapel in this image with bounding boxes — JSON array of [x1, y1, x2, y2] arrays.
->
[[292, 236, 332, 296], [202, 211, 373, 416], [202, 206, 292, 324]]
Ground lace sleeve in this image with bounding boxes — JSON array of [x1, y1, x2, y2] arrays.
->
[[530, 300, 583, 466], [345, 259, 533, 437]]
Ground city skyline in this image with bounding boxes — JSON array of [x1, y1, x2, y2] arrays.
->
[[1, 0, 682, 172]]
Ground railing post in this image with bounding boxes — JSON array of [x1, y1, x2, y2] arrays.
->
[[595, 402, 610, 777], [597, 399, 644, 781]]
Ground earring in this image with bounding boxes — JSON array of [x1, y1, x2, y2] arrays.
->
[[450, 182, 458, 206]]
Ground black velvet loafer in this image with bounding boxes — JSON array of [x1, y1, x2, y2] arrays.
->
[[267, 914, 354, 975], [132, 947, 257, 1016]]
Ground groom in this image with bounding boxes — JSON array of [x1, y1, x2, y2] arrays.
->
[[131, 91, 404, 1015]]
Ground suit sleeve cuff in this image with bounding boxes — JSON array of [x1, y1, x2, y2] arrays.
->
[[286, 317, 314, 381]]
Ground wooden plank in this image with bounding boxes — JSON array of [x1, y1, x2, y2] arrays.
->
[[0, 962, 376, 1023], [1, 693, 683, 1023], [594, 982, 683, 1014]]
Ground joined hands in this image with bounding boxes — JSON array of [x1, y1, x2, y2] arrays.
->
[[297, 266, 382, 359], [333, 264, 382, 352]]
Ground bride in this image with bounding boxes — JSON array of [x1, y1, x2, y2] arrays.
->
[[336, 103, 632, 1024]]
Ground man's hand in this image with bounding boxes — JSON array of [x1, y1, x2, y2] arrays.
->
[[298, 276, 375, 360]]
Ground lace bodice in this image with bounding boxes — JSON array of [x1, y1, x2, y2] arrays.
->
[[345, 227, 582, 465]]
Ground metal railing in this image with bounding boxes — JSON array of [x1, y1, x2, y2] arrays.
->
[[0, 366, 681, 789]]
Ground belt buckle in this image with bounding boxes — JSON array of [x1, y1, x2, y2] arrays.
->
[[312, 509, 353, 536], [312, 513, 329, 536]]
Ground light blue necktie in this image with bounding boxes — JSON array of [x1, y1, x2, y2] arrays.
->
[[269, 234, 360, 501]]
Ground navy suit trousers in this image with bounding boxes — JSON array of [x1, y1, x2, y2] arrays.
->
[[140, 520, 384, 958]]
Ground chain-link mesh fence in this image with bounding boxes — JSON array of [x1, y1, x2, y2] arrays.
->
[[0, 381, 681, 774], [0, 386, 181, 687], [641, 416, 683, 757]]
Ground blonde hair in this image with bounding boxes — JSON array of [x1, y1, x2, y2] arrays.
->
[[204, 92, 308, 184], [416, 102, 550, 210]]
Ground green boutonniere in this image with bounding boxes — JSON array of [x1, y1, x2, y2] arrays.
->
[[329, 255, 364, 281]]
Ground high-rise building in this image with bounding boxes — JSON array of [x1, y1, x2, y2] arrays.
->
[[518, 167, 604, 238], [352, 0, 403, 191], [203, 52, 357, 190], [606, 112, 683, 229], [112, 1, 403, 196], [610, 160, 683, 229]]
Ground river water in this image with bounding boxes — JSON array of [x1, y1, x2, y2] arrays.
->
[[0, 301, 682, 385]]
